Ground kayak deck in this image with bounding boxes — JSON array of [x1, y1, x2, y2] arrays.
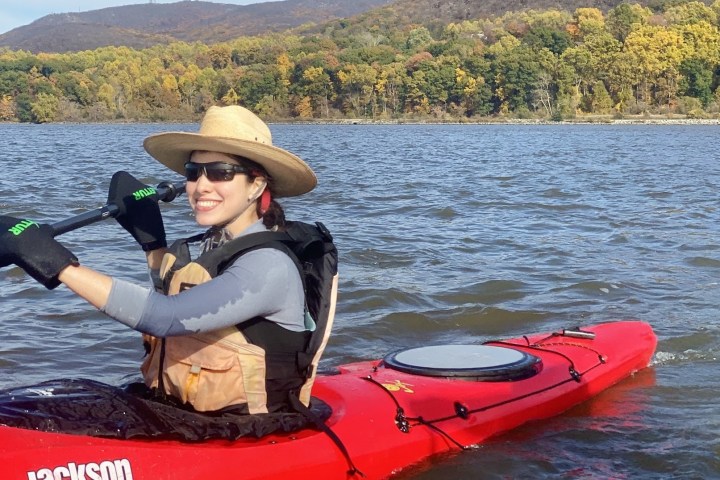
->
[[1, 320, 656, 480]]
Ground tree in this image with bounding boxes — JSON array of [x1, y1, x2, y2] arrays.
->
[[590, 81, 613, 113], [160, 74, 181, 107], [375, 62, 407, 117], [54, 71, 95, 106], [606, 3, 652, 41], [30, 92, 59, 123], [406, 27, 434, 51], [97, 83, 116, 113], [664, 1, 718, 25], [298, 66, 333, 117], [624, 25, 686, 106], [337, 63, 377, 117], [572, 8, 605, 39], [489, 44, 543, 114], [453, 66, 491, 116], [0, 94, 15, 121], [293, 96, 313, 118], [523, 26, 573, 55], [679, 58, 714, 105]]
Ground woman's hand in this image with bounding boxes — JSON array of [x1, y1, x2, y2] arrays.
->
[[0, 216, 78, 289], [107, 171, 167, 252]]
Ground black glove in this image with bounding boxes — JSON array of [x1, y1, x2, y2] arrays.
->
[[107, 171, 167, 251], [0, 216, 78, 289]]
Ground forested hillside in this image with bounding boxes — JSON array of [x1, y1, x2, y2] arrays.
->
[[0, 0, 395, 53], [0, 0, 719, 123]]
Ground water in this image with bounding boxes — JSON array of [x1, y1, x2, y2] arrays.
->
[[1, 122, 719, 478]]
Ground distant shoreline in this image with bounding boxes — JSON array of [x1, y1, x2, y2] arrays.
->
[[289, 117, 720, 126], [2, 115, 719, 126]]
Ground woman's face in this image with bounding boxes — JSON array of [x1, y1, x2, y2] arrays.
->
[[186, 151, 266, 235]]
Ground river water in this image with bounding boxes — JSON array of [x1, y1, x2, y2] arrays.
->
[[0, 122, 718, 479]]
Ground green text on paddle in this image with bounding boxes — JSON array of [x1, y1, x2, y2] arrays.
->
[[133, 187, 156, 201], [8, 220, 39, 236]]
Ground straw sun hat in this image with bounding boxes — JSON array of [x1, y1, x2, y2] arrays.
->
[[143, 105, 316, 197]]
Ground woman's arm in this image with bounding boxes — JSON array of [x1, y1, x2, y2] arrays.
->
[[104, 248, 305, 337], [58, 264, 114, 309], [58, 248, 167, 309]]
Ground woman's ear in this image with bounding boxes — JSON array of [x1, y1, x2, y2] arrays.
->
[[248, 177, 268, 202]]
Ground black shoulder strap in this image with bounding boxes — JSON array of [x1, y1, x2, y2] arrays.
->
[[195, 231, 295, 277]]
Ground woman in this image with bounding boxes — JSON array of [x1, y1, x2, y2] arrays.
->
[[0, 106, 333, 420]]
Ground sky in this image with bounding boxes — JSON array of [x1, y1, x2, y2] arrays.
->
[[0, 0, 268, 35]]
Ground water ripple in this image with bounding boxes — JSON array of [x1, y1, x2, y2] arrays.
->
[[1, 123, 719, 478]]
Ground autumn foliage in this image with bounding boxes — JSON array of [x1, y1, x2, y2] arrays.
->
[[1, 1, 719, 123]]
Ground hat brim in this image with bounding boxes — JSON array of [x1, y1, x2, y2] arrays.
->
[[143, 132, 316, 197]]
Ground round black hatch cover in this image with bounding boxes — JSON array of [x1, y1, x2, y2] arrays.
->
[[383, 344, 541, 381]]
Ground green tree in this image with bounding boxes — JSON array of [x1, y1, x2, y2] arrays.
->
[[590, 81, 613, 113], [606, 3, 652, 41], [523, 26, 573, 55], [679, 58, 714, 105], [233, 64, 282, 112], [30, 92, 59, 123], [54, 71, 95, 106], [664, 1, 718, 25], [406, 27, 434, 51], [489, 44, 543, 114]]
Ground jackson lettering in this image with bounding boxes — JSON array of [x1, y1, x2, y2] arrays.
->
[[27, 459, 133, 480]]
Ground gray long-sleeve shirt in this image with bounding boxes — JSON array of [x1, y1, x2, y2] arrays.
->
[[102, 222, 307, 335]]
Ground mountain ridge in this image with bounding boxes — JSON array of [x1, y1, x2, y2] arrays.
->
[[0, 0, 395, 53], [0, 0, 682, 53]]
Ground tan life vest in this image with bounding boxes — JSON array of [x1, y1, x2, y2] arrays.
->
[[141, 223, 338, 414]]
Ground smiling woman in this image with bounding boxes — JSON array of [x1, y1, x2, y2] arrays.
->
[[0, 105, 338, 437]]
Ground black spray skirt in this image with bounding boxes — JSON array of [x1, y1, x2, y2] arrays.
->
[[0, 379, 330, 442]]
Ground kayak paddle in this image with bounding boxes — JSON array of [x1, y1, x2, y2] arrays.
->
[[51, 179, 186, 237]]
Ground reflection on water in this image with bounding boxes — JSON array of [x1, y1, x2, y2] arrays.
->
[[0, 123, 719, 478]]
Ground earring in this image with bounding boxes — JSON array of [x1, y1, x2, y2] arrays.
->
[[259, 189, 272, 215]]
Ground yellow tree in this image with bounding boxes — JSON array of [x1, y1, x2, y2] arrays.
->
[[672, 21, 720, 105], [30, 92, 59, 123], [375, 62, 406, 117], [293, 96, 313, 118], [97, 83, 116, 113], [208, 44, 232, 70], [624, 26, 686, 106], [454, 66, 486, 115], [160, 74, 181, 107], [276, 53, 293, 102], [337, 63, 377, 117], [300, 66, 332, 117], [0, 95, 15, 121], [664, 1, 717, 26], [572, 8, 605, 39], [178, 63, 201, 108], [222, 87, 240, 106], [672, 21, 720, 64]]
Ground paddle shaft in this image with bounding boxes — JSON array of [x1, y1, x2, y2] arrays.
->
[[50, 181, 186, 237]]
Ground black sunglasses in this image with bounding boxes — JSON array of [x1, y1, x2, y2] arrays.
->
[[184, 162, 251, 182]]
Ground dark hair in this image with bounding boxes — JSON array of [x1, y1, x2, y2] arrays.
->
[[259, 199, 285, 229]]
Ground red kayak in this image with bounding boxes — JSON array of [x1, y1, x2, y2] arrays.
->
[[1, 320, 655, 480]]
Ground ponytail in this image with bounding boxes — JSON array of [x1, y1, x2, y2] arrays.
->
[[259, 199, 285, 229]]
